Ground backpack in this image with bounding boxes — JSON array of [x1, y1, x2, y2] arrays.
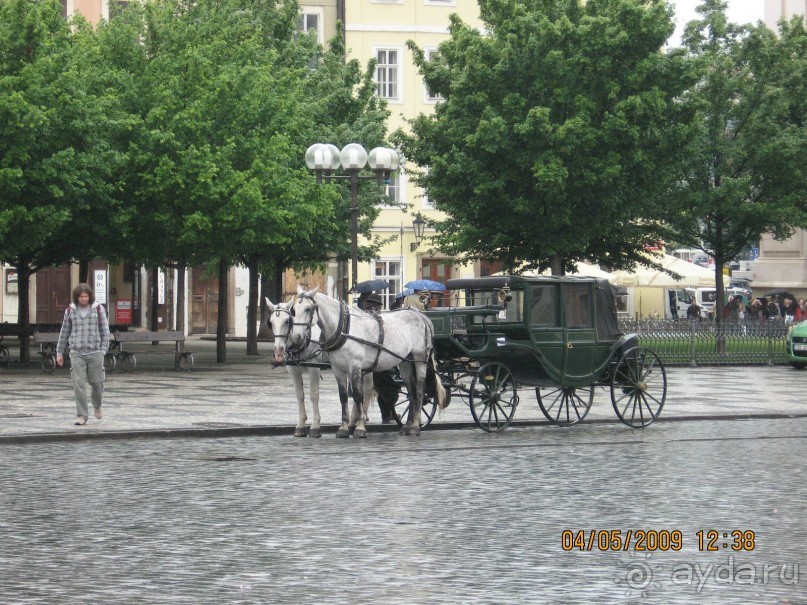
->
[[66, 304, 105, 328]]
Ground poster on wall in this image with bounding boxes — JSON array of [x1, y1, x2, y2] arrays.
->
[[94, 270, 107, 305], [158, 269, 165, 305], [5, 269, 17, 295]]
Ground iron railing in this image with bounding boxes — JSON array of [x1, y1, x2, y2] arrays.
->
[[617, 318, 791, 366]]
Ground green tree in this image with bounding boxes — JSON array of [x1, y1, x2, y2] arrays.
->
[[0, 0, 127, 361], [395, 0, 691, 275], [662, 0, 807, 332], [102, 0, 389, 360]]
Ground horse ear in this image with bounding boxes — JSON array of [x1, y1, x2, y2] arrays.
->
[[265, 297, 275, 312], [296, 284, 304, 295], [310, 285, 320, 295]]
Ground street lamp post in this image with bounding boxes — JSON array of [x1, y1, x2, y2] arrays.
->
[[305, 143, 399, 292]]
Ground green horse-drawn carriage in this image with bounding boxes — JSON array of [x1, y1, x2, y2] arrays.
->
[[381, 275, 667, 432]]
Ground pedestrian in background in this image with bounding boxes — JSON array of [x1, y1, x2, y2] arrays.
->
[[56, 283, 110, 426]]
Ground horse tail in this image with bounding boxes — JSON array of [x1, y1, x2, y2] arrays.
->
[[429, 350, 447, 410]]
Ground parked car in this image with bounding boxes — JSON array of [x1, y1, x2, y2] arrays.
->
[[786, 321, 807, 369]]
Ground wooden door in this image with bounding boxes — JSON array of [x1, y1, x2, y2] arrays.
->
[[191, 268, 218, 334], [420, 259, 452, 307], [36, 266, 72, 326]]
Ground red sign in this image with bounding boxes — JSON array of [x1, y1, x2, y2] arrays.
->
[[115, 300, 132, 325]]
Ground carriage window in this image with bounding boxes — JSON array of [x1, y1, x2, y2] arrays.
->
[[530, 285, 559, 327], [565, 284, 593, 328], [498, 289, 523, 322]]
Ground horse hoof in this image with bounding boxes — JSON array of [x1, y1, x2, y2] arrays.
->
[[293, 428, 308, 438], [308, 428, 322, 438], [400, 426, 421, 436], [336, 428, 351, 438], [353, 428, 367, 439]]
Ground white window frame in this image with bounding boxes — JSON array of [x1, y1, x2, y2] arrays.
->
[[373, 258, 403, 310], [381, 169, 405, 208], [420, 167, 434, 210], [425, 0, 456, 6], [298, 7, 324, 45], [423, 47, 443, 104], [374, 46, 403, 103]]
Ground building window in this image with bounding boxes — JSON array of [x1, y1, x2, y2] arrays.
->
[[383, 171, 403, 206], [298, 9, 323, 44], [425, 0, 456, 5], [421, 167, 434, 210], [374, 259, 402, 310], [375, 47, 401, 102], [424, 48, 443, 103]]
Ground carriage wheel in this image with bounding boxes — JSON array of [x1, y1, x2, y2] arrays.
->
[[0, 346, 9, 367], [393, 391, 437, 429], [610, 347, 666, 428], [469, 361, 518, 433], [104, 353, 117, 373], [536, 384, 594, 426]]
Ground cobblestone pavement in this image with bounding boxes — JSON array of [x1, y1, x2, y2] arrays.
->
[[0, 418, 804, 604], [0, 337, 806, 442]]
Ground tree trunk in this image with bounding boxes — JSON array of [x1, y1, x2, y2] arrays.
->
[[176, 264, 186, 334], [150, 266, 159, 332], [549, 254, 564, 276], [16, 264, 33, 364], [714, 256, 726, 353], [78, 260, 89, 284], [216, 258, 228, 363], [258, 271, 272, 338], [246, 254, 259, 356]]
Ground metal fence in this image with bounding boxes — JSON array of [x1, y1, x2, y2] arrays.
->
[[617, 318, 790, 366]]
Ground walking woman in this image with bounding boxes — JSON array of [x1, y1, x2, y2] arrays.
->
[[55, 284, 110, 425]]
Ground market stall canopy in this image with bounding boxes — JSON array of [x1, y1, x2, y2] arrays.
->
[[608, 254, 716, 288], [510, 262, 617, 281]]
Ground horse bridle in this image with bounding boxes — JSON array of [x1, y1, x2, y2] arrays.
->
[[272, 305, 311, 357], [295, 292, 351, 352]]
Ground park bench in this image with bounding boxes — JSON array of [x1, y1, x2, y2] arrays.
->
[[111, 330, 194, 371], [0, 324, 35, 367], [33, 332, 118, 374]]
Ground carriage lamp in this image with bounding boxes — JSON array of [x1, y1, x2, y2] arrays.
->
[[305, 143, 400, 292], [411, 214, 427, 252]]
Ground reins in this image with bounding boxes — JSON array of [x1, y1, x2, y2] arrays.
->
[[296, 293, 428, 373]]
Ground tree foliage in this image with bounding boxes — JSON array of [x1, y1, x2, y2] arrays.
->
[[662, 0, 807, 324], [395, 0, 691, 274]]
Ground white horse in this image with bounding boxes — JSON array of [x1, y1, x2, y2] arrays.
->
[[266, 297, 324, 438], [289, 286, 446, 438]]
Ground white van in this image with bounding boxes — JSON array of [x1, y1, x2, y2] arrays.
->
[[685, 287, 719, 319], [666, 288, 692, 319]]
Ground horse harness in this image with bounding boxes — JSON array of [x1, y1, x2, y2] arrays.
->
[[297, 292, 425, 374]]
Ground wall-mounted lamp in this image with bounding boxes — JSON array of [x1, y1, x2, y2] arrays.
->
[[411, 214, 427, 252]]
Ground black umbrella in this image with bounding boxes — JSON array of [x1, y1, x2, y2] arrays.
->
[[765, 289, 794, 299], [350, 279, 390, 294]]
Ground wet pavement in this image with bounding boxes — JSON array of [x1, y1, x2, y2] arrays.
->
[[0, 419, 804, 604], [0, 337, 805, 442], [1, 338, 806, 603]]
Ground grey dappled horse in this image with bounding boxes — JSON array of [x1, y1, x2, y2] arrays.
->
[[266, 297, 323, 438], [289, 286, 446, 437]]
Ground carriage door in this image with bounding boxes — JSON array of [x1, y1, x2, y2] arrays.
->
[[528, 284, 564, 380], [561, 283, 596, 383]]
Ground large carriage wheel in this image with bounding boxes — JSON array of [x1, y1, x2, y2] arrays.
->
[[535, 384, 594, 426], [469, 361, 518, 433], [393, 390, 437, 429], [610, 347, 666, 428]]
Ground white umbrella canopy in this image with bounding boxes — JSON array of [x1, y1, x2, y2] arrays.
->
[[608, 254, 716, 288], [512, 262, 617, 281]]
